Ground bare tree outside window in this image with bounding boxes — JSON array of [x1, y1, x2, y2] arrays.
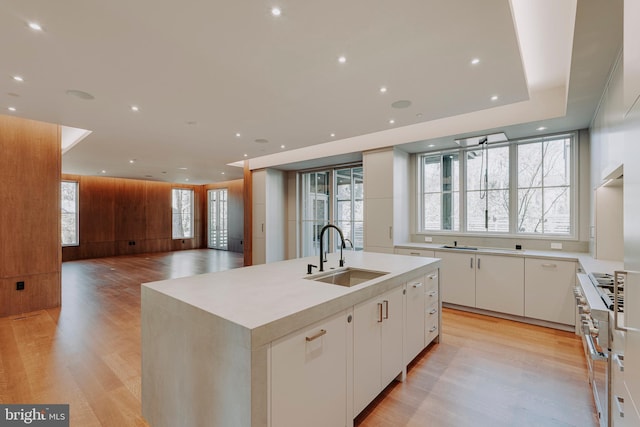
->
[[172, 188, 194, 239]]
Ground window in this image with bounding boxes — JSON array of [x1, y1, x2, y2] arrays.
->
[[300, 166, 363, 257], [419, 133, 575, 237], [465, 145, 510, 232], [172, 188, 194, 239], [208, 189, 228, 250], [61, 181, 79, 246], [516, 137, 572, 234], [422, 153, 460, 231]]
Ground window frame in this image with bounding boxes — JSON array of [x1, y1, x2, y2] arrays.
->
[[172, 188, 195, 239], [61, 180, 79, 247], [417, 132, 578, 239]]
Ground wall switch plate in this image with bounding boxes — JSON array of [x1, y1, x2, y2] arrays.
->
[[424, 236, 433, 243], [16, 281, 25, 291], [550, 242, 563, 250]]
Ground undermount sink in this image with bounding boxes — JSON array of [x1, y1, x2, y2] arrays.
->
[[306, 267, 389, 287], [441, 245, 478, 250]]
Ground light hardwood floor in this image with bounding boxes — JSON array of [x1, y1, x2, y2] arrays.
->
[[0, 250, 597, 427]]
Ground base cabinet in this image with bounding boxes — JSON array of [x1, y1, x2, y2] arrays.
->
[[439, 251, 476, 307], [353, 286, 404, 416], [524, 259, 576, 325], [405, 276, 426, 364], [271, 310, 349, 427]]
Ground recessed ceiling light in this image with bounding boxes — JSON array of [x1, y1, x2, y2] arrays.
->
[[271, 7, 282, 16], [243, 154, 248, 157], [235, 132, 241, 137], [178, 167, 188, 170], [8, 107, 16, 112], [389, 119, 395, 124], [428, 144, 435, 148], [338, 56, 347, 64], [471, 58, 480, 65], [12, 76, 24, 82], [185, 178, 189, 182], [379, 86, 387, 93], [28, 22, 42, 31], [221, 172, 225, 175], [280, 144, 285, 149], [330, 133, 336, 137], [537, 126, 547, 131], [491, 95, 498, 101], [131, 105, 140, 112], [101, 170, 107, 174], [129, 159, 136, 164]]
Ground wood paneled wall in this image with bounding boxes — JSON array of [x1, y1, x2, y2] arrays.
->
[[62, 176, 205, 262], [0, 114, 61, 317], [203, 179, 244, 254]]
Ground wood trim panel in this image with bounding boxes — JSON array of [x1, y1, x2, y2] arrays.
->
[[243, 161, 253, 266]]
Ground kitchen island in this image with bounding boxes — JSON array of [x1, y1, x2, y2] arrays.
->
[[141, 251, 440, 427]]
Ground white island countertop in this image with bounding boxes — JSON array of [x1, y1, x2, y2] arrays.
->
[[143, 251, 439, 348]]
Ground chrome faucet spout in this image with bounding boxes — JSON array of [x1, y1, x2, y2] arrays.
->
[[319, 224, 346, 272]]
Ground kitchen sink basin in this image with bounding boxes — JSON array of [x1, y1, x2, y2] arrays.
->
[[306, 267, 389, 287], [441, 245, 478, 250]]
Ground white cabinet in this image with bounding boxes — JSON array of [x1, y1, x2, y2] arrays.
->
[[271, 310, 349, 427], [438, 251, 476, 307], [395, 248, 436, 258], [475, 255, 524, 316], [524, 259, 576, 325], [437, 251, 524, 316], [405, 277, 426, 364], [424, 270, 440, 345], [353, 286, 404, 416]]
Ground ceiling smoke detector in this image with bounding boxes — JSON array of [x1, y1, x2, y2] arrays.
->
[[255, 138, 269, 144]]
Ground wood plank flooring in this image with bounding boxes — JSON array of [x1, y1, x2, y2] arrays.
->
[[0, 250, 597, 427]]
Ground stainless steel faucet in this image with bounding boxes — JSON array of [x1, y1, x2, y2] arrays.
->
[[319, 224, 346, 272]]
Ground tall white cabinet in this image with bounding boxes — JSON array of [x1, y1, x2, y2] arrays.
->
[[252, 168, 286, 264], [363, 148, 410, 253]]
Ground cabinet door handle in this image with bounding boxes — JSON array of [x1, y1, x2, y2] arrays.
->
[[412, 282, 424, 288], [428, 326, 437, 333], [383, 300, 389, 319], [377, 303, 383, 323], [470, 257, 474, 269], [428, 290, 437, 297], [410, 252, 421, 256], [389, 226, 393, 239], [541, 263, 557, 268], [429, 308, 437, 315], [261, 223, 264, 233], [477, 258, 481, 269], [614, 395, 624, 418], [305, 329, 327, 342]]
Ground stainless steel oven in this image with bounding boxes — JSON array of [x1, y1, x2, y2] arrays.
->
[[576, 274, 611, 427]]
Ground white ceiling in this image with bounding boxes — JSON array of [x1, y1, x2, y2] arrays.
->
[[0, 0, 622, 183]]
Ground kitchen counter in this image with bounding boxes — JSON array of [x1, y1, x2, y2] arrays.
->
[[396, 242, 624, 273], [141, 251, 439, 427]]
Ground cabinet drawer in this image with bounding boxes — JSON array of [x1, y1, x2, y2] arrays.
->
[[425, 303, 438, 345], [425, 270, 438, 293]]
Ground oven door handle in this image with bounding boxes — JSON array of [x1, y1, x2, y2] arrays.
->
[[582, 324, 608, 361], [614, 270, 628, 331]]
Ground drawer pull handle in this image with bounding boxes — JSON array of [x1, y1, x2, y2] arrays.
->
[[429, 308, 437, 315], [614, 353, 624, 372], [541, 263, 557, 268], [615, 395, 624, 418], [427, 274, 437, 280], [378, 303, 383, 323], [383, 300, 389, 319], [428, 326, 437, 333], [412, 282, 424, 288], [428, 290, 437, 297], [305, 329, 327, 342]]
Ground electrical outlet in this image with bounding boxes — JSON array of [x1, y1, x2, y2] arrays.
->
[[424, 236, 433, 243], [16, 281, 25, 291], [550, 242, 563, 250]]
